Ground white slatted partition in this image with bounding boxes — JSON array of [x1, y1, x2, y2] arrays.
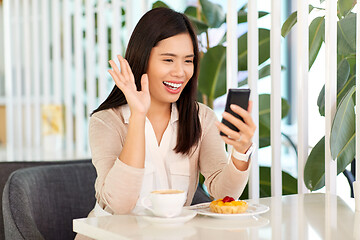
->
[[74, 0, 86, 155], [52, 0, 62, 104], [325, 0, 337, 194], [14, 0, 23, 153], [63, 0, 74, 154], [356, 0, 360, 211], [97, 0, 110, 103], [86, 0, 97, 154], [3, 0, 131, 160], [226, 0, 238, 89], [112, 0, 122, 59], [270, 0, 282, 197], [3, 0, 14, 160], [41, 0, 50, 104], [86, 0, 96, 117], [297, 0, 309, 194], [23, 0, 32, 150], [247, 0, 260, 199], [32, 0, 41, 149]]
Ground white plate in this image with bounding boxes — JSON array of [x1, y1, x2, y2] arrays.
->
[[193, 215, 270, 230], [186, 202, 269, 219], [141, 209, 197, 224]]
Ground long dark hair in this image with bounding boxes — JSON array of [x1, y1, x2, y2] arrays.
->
[[92, 7, 201, 155]]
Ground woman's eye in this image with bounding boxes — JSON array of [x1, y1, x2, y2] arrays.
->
[[185, 60, 193, 63], [164, 59, 173, 62]]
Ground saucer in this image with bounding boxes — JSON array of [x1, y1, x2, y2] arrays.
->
[[141, 209, 197, 225]]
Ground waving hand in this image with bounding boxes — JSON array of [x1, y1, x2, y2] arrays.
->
[[108, 55, 151, 116]]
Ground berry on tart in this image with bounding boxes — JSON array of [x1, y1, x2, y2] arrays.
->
[[209, 196, 248, 214]]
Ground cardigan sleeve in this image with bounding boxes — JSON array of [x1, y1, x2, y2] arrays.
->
[[198, 105, 251, 200], [89, 112, 145, 214]]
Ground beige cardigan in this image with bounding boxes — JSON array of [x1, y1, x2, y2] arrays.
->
[[87, 103, 251, 216]]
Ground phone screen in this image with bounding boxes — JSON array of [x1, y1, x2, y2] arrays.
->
[[220, 88, 250, 136]]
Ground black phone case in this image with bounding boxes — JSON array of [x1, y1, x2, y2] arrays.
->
[[220, 88, 250, 136]]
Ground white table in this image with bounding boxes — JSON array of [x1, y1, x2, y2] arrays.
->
[[73, 193, 359, 240]]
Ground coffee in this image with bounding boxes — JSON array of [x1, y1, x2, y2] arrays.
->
[[151, 190, 184, 194]]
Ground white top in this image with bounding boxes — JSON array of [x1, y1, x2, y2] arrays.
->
[[121, 103, 190, 207]]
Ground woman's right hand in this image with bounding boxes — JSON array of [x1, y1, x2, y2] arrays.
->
[[108, 55, 151, 117]]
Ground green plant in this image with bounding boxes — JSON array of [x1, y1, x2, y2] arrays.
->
[[153, 0, 298, 198], [281, 0, 357, 191]]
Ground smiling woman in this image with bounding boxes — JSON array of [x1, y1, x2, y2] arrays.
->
[[75, 7, 256, 240], [147, 33, 194, 105]]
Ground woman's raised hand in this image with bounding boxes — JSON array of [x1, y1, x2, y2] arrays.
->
[[108, 55, 151, 117]]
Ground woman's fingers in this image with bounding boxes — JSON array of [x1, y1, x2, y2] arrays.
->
[[230, 104, 256, 132], [108, 55, 137, 92], [109, 60, 121, 77], [215, 121, 241, 140], [221, 111, 252, 137], [123, 57, 136, 83], [248, 100, 253, 113], [108, 69, 124, 90], [141, 74, 149, 93], [117, 55, 129, 79]]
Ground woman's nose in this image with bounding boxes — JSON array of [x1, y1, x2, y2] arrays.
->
[[171, 62, 185, 77]]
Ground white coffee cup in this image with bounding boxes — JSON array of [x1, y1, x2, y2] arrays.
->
[[141, 189, 187, 218]]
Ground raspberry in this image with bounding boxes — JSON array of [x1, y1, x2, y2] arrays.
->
[[223, 196, 235, 203]]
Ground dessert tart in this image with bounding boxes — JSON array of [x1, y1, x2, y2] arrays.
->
[[209, 196, 248, 214]]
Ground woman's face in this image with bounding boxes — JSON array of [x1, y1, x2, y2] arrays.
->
[[146, 33, 194, 106]]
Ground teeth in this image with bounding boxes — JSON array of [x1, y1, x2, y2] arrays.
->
[[163, 81, 182, 89]]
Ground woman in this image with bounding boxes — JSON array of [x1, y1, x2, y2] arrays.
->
[[87, 7, 255, 217]]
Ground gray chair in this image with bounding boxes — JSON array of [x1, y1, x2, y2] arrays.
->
[[0, 160, 91, 240], [2, 161, 96, 240]]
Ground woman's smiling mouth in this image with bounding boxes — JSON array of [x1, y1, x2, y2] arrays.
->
[[163, 81, 183, 93]]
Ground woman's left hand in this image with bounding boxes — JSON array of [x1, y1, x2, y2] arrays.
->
[[215, 101, 256, 154]]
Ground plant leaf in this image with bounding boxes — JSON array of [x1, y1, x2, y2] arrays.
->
[[337, 12, 356, 55], [258, 94, 290, 148], [240, 64, 286, 87], [237, 10, 269, 23], [304, 132, 355, 191], [200, 0, 225, 28], [219, 11, 269, 44], [186, 15, 209, 35], [240, 167, 298, 199], [238, 29, 270, 71], [309, 16, 325, 69], [338, 0, 357, 18], [184, 6, 208, 23], [317, 58, 350, 116], [184, 6, 197, 17], [198, 45, 226, 102], [281, 5, 314, 38], [151, 0, 169, 9], [304, 137, 325, 191], [330, 86, 356, 159]]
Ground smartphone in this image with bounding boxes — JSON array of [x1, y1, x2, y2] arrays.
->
[[220, 88, 251, 136]]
